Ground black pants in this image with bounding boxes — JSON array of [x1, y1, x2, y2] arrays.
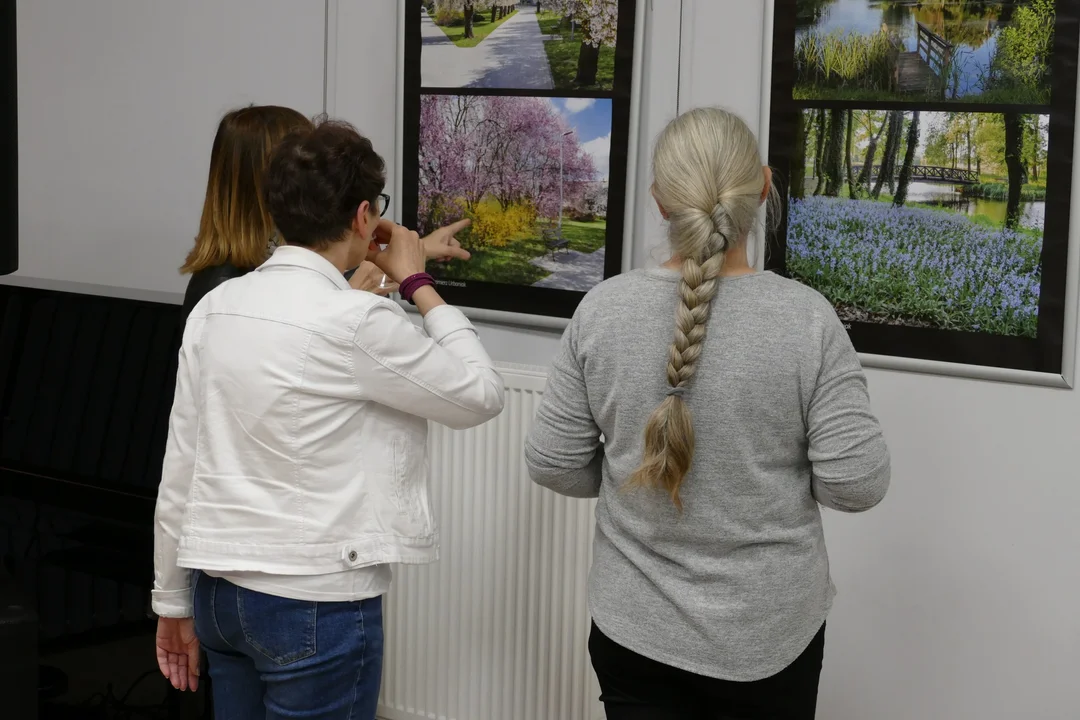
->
[[589, 622, 825, 720]]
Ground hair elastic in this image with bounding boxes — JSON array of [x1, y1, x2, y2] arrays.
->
[[666, 386, 686, 397], [399, 272, 435, 303]]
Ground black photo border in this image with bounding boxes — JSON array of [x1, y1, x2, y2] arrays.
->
[[1, 0, 17, 276], [766, 0, 1080, 375], [400, 0, 638, 320]]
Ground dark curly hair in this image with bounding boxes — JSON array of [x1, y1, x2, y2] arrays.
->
[[263, 119, 386, 249]]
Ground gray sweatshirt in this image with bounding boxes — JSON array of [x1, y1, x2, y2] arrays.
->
[[524, 268, 890, 682]]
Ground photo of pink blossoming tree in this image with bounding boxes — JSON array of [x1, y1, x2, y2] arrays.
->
[[419, 94, 612, 289]]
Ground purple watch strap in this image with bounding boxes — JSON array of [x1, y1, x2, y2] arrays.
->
[[399, 272, 435, 303]]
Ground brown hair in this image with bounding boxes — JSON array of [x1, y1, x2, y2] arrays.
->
[[181, 105, 313, 274], [626, 108, 777, 511]]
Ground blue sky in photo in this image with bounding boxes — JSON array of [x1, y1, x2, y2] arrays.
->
[[549, 97, 613, 181]]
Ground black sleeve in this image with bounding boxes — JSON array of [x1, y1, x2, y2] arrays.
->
[[180, 264, 247, 324]]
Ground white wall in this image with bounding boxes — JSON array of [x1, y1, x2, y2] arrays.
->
[[328, 0, 400, 213], [13, 0, 677, 325], [682, 2, 1080, 718], [12, 0, 327, 301]]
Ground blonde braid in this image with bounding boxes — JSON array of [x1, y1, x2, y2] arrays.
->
[[629, 216, 729, 511], [627, 107, 769, 511], [667, 248, 726, 389]]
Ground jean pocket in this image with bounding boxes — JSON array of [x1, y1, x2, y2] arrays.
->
[[236, 588, 318, 666]]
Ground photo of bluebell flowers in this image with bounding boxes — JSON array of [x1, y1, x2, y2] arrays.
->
[[786, 108, 1047, 338]]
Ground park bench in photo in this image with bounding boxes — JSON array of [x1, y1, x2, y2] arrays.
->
[[542, 226, 570, 258]]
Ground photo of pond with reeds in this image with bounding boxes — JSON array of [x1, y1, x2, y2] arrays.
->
[[787, 108, 1048, 337], [794, 0, 1055, 103]]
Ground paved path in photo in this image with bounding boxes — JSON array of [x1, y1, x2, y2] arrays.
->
[[420, 5, 554, 90], [531, 246, 606, 291], [419, 6, 458, 88]]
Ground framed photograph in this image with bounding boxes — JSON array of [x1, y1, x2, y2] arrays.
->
[[399, 1, 644, 325], [765, 0, 1080, 385]]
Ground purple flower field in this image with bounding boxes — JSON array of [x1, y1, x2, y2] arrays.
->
[[787, 196, 1042, 337]]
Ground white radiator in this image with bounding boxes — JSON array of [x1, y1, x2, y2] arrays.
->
[[377, 362, 605, 720]]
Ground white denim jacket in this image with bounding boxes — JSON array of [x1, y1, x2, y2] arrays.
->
[[152, 247, 504, 617]]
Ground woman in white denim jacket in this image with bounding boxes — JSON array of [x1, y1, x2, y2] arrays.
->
[[152, 119, 504, 720]]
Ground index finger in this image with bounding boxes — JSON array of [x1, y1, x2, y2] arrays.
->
[[442, 218, 471, 235], [177, 654, 189, 691], [374, 218, 396, 243], [441, 245, 471, 261], [188, 646, 201, 691], [156, 646, 171, 680], [169, 653, 181, 689]]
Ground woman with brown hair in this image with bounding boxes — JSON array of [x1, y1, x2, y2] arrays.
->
[[179, 105, 387, 321], [152, 119, 494, 718]]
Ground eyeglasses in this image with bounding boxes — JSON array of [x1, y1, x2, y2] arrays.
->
[[377, 193, 391, 217]]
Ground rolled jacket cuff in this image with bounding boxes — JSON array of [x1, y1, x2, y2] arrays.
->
[[152, 587, 193, 618], [423, 304, 476, 344]]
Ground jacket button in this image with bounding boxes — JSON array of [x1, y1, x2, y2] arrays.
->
[[348, 551, 357, 562]]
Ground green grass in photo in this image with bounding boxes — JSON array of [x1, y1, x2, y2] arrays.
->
[[434, 7, 518, 48], [536, 11, 615, 90], [433, 218, 607, 286]]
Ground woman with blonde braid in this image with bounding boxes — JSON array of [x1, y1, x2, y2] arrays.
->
[[525, 108, 890, 719]]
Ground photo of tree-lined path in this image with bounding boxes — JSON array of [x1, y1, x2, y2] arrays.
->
[[794, 0, 1055, 103], [421, 0, 617, 91], [419, 95, 612, 290], [787, 108, 1048, 337]]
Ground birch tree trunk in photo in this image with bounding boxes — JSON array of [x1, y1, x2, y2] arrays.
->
[[872, 111, 901, 200], [893, 110, 920, 208], [823, 109, 844, 197], [856, 113, 887, 191], [1004, 113, 1025, 230], [813, 109, 827, 196], [791, 112, 807, 200], [845, 110, 856, 199]]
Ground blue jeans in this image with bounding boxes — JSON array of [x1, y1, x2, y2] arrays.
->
[[192, 572, 384, 720]]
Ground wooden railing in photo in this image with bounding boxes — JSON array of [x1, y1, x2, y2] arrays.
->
[[851, 164, 979, 186], [892, 21, 953, 96], [912, 164, 979, 184], [917, 22, 952, 78]]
